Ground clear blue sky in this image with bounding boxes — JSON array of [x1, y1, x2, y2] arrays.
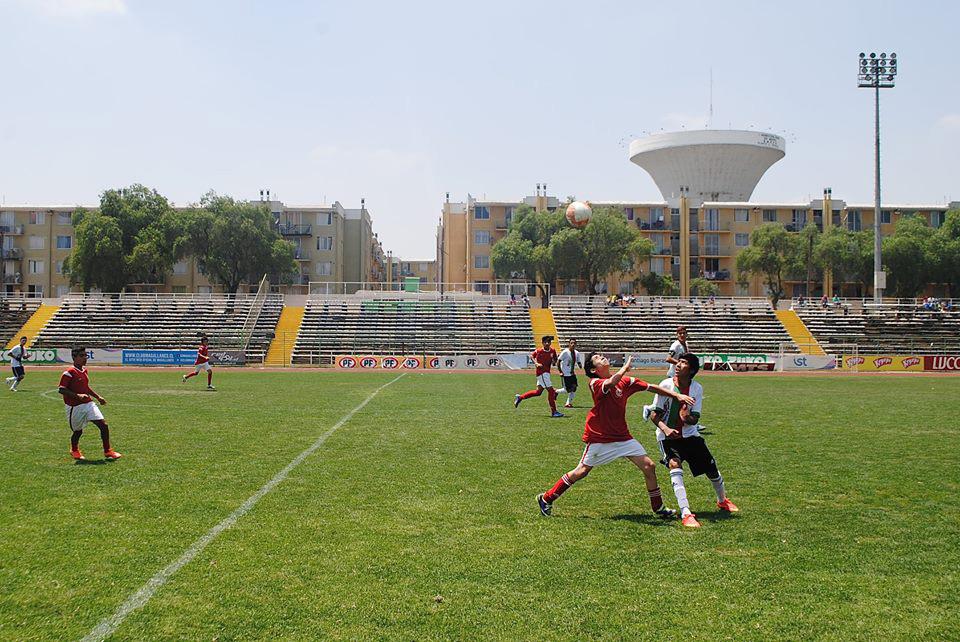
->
[[1, 0, 957, 258]]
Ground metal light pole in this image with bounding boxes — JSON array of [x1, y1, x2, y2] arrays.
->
[[858, 52, 897, 303]]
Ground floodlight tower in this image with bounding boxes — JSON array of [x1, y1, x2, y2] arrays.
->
[[858, 52, 898, 303]]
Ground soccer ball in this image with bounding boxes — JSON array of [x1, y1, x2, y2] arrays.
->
[[565, 201, 592, 228]]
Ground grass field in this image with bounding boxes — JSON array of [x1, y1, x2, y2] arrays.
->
[[1, 369, 958, 640]]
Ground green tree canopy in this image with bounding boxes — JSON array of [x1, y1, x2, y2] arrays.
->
[[689, 276, 720, 297], [735, 223, 796, 306], [882, 214, 936, 298]]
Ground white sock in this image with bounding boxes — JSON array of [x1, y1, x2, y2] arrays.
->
[[4, 377, 12, 384], [567, 392, 575, 404], [670, 468, 691, 517], [709, 473, 726, 502], [11, 381, 20, 390]]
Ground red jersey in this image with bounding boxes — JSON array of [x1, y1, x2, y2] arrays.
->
[[58, 366, 93, 407], [581, 376, 649, 443], [196, 345, 209, 365], [532, 347, 557, 376]]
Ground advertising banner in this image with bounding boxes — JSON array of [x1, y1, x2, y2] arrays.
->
[[701, 353, 776, 372], [122, 350, 197, 366], [777, 354, 837, 371], [627, 353, 671, 370], [336, 354, 528, 370], [1, 347, 69, 364], [840, 355, 923, 371], [923, 355, 960, 371], [209, 350, 246, 366]]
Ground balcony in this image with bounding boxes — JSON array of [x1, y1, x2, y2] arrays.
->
[[0, 224, 25, 236], [704, 270, 731, 281], [495, 219, 511, 230], [1, 247, 24, 260], [293, 247, 310, 261], [278, 223, 312, 236], [638, 220, 668, 231], [3, 273, 23, 284]]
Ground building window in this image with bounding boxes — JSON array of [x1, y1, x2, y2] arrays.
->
[[762, 209, 777, 223], [880, 210, 891, 224], [474, 206, 490, 220], [316, 261, 333, 276], [792, 209, 807, 228], [28, 260, 45, 274], [704, 258, 720, 272], [0, 212, 13, 227], [172, 286, 187, 293], [504, 207, 514, 227], [847, 210, 862, 232], [931, 211, 945, 229], [832, 210, 841, 226], [704, 234, 720, 255], [736, 283, 749, 296], [649, 207, 665, 226], [29, 211, 46, 225], [475, 230, 491, 245], [704, 209, 720, 231], [419, 262, 428, 272], [198, 285, 213, 294], [172, 260, 189, 275], [474, 281, 490, 294], [56, 285, 70, 297], [650, 257, 665, 274], [317, 236, 334, 251], [28, 285, 44, 297], [29, 235, 45, 250], [624, 208, 634, 221], [57, 212, 72, 225], [55, 260, 65, 274], [735, 233, 749, 247], [474, 255, 490, 269], [319, 212, 333, 226], [734, 208, 749, 222], [56, 235, 72, 249]]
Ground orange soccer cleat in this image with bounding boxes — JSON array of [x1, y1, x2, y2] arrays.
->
[[681, 513, 702, 528], [70, 449, 85, 461], [103, 450, 123, 461], [717, 498, 740, 512]]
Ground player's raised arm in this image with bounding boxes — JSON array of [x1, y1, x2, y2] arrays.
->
[[646, 381, 694, 407], [601, 354, 632, 393]]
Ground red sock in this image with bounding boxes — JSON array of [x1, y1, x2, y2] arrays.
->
[[547, 388, 558, 412], [520, 389, 542, 400], [544, 473, 574, 503], [648, 487, 664, 511]]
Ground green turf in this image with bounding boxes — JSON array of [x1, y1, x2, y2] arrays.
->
[[0, 370, 957, 640]]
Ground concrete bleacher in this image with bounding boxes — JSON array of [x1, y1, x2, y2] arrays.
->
[[292, 294, 534, 363], [1, 298, 40, 346], [34, 293, 283, 361], [796, 303, 960, 354], [550, 296, 795, 354]]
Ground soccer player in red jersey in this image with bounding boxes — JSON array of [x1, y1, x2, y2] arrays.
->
[[182, 335, 215, 390], [536, 352, 695, 518], [58, 346, 121, 461], [514, 335, 562, 417]]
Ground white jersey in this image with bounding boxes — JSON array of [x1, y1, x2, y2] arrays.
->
[[666, 340, 687, 377], [9, 345, 26, 368], [652, 378, 703, 441], [557, 348, 582, 377]]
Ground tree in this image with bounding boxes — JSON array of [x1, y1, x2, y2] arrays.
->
[[640, 272, 678, 296], [735, 223, 796, 307], [185, 193, 296, 294], [932, 210, 960, 297], [65, 185, 181, 290], [883, 214, 935, 298], [816, 227, 873, 296], [790, 223, 822, 296], [577, 207, 653, 293], [491, 204, 567, 299], [689, 277, 720, 297]]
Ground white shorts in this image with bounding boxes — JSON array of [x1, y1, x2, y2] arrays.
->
[[66, 401, 104, 432], [194, 362, 212, 373], [580, 439, 647, 467], [536, 373, 553, 389]]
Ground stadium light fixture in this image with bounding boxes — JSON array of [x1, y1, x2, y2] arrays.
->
[[858, 51, 898, 303]]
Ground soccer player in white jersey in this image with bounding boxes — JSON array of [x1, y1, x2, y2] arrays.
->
[[5, 336, 29, 392], [647, 353, 738, 528], [665, 325, 688, 378], [555, 338, 583, 408]]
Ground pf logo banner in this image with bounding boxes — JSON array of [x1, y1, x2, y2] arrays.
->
[[428, 357, 440, 369], [487, 357, 501, 368], [359, 356, 378, 369], [402, 357, 421, 369], [381, 357, 400, 369], [337, 356, 357, 369]]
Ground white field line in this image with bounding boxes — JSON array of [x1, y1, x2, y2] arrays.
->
[[82, 373, 406, 642]]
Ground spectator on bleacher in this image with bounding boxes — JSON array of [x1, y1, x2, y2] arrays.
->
[[510, 293, 517, 306], [797, 295, 806, 308], [821, 294, 829, 308], [832, 295, 841, 307], [521, 293, 530, 310]]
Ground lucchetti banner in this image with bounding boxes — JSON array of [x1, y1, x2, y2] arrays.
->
[[923, 355, 960, 371], [840, 355, 924, 371]]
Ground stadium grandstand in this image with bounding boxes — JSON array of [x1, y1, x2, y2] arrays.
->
[[291, 292, 533, 364], [795, 299, 960, 354], [551, 296, 796, 354], [1, 298, 40, 346], [32, 292, 283, 362]]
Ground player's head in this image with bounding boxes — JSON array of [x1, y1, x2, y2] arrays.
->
[[200, 336, 208, 345], [541, 335, 553, 348], [676, 325, 687, 341], [71, 346, 87, 367], [568, 338, 576, 349], [584, 351, 610, 379], [677, 353, 700, 379], [19, 336, 27, 346]]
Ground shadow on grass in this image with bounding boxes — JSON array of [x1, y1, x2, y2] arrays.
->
[[694, 510, 739, 523], [606, 513, 678, 527], [75, 459, 112, 466]]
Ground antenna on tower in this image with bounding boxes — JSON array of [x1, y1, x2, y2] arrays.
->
[[709, 68, 714, 128]]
